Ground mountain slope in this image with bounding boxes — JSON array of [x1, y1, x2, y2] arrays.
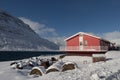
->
[[0, 10, 59, 51]]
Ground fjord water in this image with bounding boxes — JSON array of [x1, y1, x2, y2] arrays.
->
[[0, 51, 65, 61]]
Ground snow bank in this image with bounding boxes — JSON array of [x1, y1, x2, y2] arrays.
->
[[0, 51, 120, 80], [90, 73, 100, 80], [92, 54, 105, 57], [106, 51, 120, 59], [63, 56, 92, 65]]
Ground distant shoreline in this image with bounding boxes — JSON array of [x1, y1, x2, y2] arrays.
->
[[0, 51, 65, 61]]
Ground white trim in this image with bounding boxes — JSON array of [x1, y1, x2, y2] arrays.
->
[[65, 32, 110, 42], [79, 34, 83, 50], [59, 46, 108, 51], [65, 32, 80, 41]]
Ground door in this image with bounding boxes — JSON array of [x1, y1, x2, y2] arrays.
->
[[79, 34, 83, 50]]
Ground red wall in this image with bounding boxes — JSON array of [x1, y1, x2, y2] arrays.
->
[[66, 35, 79, 46], [83, 34, 100, 46], [66, 34, 101, 46], [65, 33, 108, 56]]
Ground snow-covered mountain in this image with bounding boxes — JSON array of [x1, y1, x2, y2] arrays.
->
[[0, 10, 59, 51]]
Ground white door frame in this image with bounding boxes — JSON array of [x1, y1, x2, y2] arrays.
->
[[79, 34, 83, 50]]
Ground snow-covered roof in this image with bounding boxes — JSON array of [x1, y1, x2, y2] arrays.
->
[[65, 32, 110, 42], [92, 54, 106, 57]]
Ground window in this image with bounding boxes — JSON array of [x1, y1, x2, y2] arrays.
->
[[84, 40, 88, 46], [80, 42, 82, 45]]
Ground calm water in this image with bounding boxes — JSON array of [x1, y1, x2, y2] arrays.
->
[[0, 51, 65, 61]]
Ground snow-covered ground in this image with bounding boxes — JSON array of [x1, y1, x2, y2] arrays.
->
[[0, 51, 120, 80]]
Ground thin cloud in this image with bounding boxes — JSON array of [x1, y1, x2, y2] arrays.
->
[[83, 31, 120, 45], [20, 17, 120, 46], [47, 36, 66, 46], [19, 17, 66, 46], [101, 31, 120, 45], [19, 17, 58, 37], [102, 31, 120, 40]]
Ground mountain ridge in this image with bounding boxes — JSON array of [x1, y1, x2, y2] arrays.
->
[[0, 9, 59, 51]]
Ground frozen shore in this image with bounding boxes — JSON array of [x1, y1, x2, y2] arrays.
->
[[0, 51, 120, 80]]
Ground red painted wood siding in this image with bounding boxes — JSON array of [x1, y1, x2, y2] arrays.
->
[[66, 35, 79, 46], [83, 34, 100, 46]]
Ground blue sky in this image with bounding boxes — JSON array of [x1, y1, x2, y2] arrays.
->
[[0, 0, 120, 45]]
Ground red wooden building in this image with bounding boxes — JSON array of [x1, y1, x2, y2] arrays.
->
[[60, 32, 112, 56]]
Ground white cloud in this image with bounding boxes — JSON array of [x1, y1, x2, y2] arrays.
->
[[49, 31, 120, 46], [19, 17, 66, 46], [101, 31, 120, 45], [47, 36, 66, 46], [19, 17, 58, 37], [19, 17, 119, 46], [83, 31, 120, 45], [102, 31, 120, 39]]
